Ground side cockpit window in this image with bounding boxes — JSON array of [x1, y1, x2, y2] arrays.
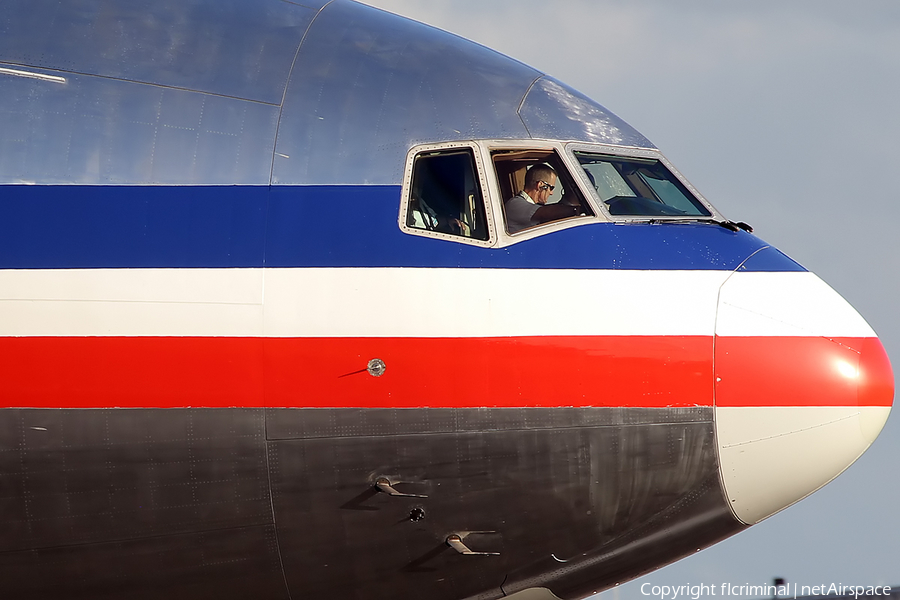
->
[[493, 149, 593, 235], [406, 149, 489, 241]]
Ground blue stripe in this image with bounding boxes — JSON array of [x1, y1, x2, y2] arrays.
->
[[0, 186, 267, 269], [0, 185, 805, 271]]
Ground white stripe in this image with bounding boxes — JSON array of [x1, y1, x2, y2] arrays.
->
[[715, 271, 875, 338], [0, 269, 264, 337], [261, 268, 728, 338], [0, 268, 875, 338], [1, 268, 728, 337]]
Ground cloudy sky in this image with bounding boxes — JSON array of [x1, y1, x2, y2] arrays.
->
[[362, 1, 900, 596]]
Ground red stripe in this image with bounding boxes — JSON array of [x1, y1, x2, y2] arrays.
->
[[0, 337, 266, 408], [0, 336, 712, 408], [3, 335, 890, 409], [715, 336, 894, 407]]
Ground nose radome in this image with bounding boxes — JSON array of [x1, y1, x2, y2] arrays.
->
[[714, 269, 893, 525]]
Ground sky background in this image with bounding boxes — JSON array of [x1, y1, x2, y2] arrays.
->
[[360, 2, 900, 597]]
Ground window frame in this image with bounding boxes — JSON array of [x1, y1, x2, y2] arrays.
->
[[477, 139, 605, 245], [565, 142, 725, 223], [399, 141, 497, 248], [399, 140, 726, 248]]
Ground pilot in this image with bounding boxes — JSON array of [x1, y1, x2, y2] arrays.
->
[[505, 164, 581, 234]]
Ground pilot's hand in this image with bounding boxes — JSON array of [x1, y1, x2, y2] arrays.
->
[[450, 218, 470, 236]]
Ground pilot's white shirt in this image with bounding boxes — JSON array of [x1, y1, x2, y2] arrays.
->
[[505, 190, 539, 234]]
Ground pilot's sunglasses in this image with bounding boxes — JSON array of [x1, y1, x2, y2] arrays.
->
[[539, 181, 555, 192]]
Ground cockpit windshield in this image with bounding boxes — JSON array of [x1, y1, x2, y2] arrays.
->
[[574, 152, 712, 217]]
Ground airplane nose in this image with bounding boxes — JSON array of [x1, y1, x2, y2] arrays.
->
[[713, 264, 893, 525]]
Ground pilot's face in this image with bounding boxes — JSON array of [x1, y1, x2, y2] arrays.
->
[[535, 173, 557, 205]]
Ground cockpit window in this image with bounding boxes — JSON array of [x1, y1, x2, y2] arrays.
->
[[574, 152, 711, 217], [407, 149, 489, 241], [493, 149, 593, 234]]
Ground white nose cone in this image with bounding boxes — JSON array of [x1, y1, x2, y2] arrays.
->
[[714, 271, 893, 525]]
